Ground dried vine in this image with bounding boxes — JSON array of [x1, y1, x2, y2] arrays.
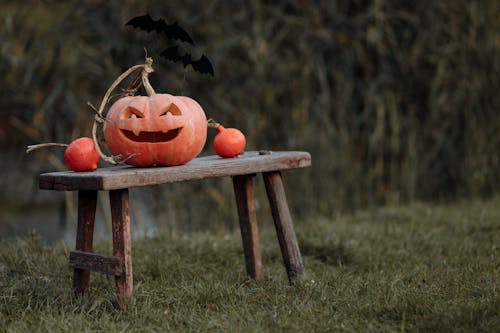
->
[[90, 57, 156, 164]]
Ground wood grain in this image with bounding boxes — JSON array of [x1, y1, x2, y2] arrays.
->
[[69, 251, 122, 276], [232, 174, 263, 281], [39, 151, 311, 191], [73, 190, 97, 296], [263, 171, 305, 281], [110, 189, 133, 304]]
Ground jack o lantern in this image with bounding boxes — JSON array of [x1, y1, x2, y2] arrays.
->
[[104, 93, 207, 166]]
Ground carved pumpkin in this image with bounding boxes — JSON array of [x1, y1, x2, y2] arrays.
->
[[104, 93, 207, 167]]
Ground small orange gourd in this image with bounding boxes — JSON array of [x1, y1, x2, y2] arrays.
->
[[212, 124, 246, 158], [64, 137, 100, 172]]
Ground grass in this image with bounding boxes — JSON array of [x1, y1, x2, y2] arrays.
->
[[1, 197, 499, 332]]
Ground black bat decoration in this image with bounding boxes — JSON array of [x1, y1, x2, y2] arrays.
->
[[161, 46, 214, 76], [126, 14, 194, 45]]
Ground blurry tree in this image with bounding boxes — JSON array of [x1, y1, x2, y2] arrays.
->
[[1, 0, 499, 234]]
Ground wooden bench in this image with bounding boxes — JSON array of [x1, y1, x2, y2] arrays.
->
[[39, 150, 311, 304]]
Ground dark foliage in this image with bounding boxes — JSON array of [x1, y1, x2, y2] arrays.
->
[[1, 0, 499, 229]]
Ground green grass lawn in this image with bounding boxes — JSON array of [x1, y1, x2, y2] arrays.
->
[[1, 197, 499, 332]]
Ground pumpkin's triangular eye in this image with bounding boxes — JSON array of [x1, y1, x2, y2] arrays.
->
[[121, 107, 145, 119], [159, 103, 182, 116]]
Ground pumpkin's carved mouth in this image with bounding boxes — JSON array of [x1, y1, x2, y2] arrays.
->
[[121, 127, 183, 143]]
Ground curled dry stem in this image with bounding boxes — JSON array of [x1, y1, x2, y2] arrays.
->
[[26, 143, 69, 154], [91, 57, 156, 165]]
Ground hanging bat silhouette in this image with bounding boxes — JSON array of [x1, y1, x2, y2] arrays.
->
[[126, 14, 194, 45], [161, 46, 214, 76]]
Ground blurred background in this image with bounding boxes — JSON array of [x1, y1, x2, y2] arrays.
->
[[1, 0, 499, 244]]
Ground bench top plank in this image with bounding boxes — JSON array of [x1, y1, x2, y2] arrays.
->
[[39, 151, 311, 191]]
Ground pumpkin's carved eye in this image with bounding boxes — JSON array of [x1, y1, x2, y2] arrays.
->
[[121, 107, 145, 119], [159, 103, 182, 117]]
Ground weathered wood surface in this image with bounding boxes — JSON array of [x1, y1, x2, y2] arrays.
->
[[69, 250, 122, 276], [110, 189, 133, 304], [232, 174, 263, 281], [263, 171, 305, 281], [73, 190, 97, 296], [39, 151, 311, 191]]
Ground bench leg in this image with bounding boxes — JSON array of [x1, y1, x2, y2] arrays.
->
[[74, 190, 97, 296], [233, 174, 263, 280], [109, 189, 133, 304], [262, 171, 305, 281]]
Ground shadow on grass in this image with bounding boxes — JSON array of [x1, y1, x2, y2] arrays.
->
[[298, 238, 353, 267]]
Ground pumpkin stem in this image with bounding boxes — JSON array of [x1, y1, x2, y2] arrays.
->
[[142, 57, 156, 96], [90, 57, 157, 165], [207, 118, 221, 129]]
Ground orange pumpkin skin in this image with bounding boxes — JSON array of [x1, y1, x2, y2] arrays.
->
[[104, 94, 207, 167], [213, 126, 246, 158], [64, 137, 100, 172]]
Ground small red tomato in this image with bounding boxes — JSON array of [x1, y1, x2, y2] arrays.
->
[[64, 137, 100, 172], [213, 125, 246, 158]]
